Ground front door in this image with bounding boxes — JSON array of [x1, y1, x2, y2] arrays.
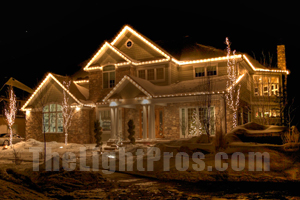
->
[[155, 108, 164, 138]]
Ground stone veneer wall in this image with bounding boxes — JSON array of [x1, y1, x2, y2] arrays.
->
[[25, 109, 92, 144], [89, 66, 135, 102], [123, 106, 141, 140], [163, 100, 223, 140]]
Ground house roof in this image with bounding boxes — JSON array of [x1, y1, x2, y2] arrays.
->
[[103, 74, 245, 102], [156, 37, 227, 61], [21, 73, 88, 111], [83, 25, 288, 74]]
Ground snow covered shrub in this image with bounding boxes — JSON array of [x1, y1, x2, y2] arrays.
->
[[94, 120, 103, 147], [127, 119, 135, 144]]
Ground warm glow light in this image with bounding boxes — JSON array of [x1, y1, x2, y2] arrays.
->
[[73, 80, 89, 84], [21, 73, 83, 111], [172, 55, 242, 65], [141, 99, 150, 104], [103, 75, 152, 102], [109, 101, 117, 107], [84, 42, 132, 71], [111, 25, 170, 59], [243, 54, 289, 74], [26, 110, 31, 115], [76, 106, 81, 111]]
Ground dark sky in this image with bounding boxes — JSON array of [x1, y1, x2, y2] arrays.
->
[[1, 1, 299, 101]]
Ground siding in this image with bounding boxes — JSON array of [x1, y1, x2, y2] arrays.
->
[[136, 64, 169, 86], [170, 62, 178, 83], [218, 62, 227, 76], [178, 65, 193, 81]]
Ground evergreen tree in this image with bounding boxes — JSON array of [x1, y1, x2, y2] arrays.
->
[[127, 119, 135, 144]]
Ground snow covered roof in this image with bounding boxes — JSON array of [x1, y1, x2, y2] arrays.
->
[[103, 74, 245, 101]]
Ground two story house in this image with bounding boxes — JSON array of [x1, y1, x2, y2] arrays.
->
[[21, 25, 289, 144]]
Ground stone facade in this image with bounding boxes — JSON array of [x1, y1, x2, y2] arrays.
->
[[25, 109, 92, 144]]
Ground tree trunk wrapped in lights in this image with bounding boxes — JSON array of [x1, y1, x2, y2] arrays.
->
[[225, 37, 241, 129], [4, 86, 17, 147], [62, 81, 74, 145]]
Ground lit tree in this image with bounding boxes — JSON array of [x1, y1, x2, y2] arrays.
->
[[189, 108, 203, 136], [225, 37, 241, 128], [62, 81, 75, 145], [4, 86, 17, 147]]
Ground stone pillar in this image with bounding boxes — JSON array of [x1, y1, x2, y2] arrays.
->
[[142, 105, 147, 140], [110, 108, 115, 139], [148, 105, 155, 139], [115, 108, 119, 140]]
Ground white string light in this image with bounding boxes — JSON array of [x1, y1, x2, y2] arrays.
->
[[4, 87, 17, 147], [62, 80, 75, 145], [225, 37, 240, 128]]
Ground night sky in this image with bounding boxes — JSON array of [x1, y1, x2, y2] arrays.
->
[[1, 2, 299, 107]]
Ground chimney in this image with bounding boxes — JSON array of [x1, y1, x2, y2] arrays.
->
[[277, 45, 286, 70]]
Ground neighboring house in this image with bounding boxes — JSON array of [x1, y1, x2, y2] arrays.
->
[[0, 77, 33, 138], [21, 25, 289, 144]]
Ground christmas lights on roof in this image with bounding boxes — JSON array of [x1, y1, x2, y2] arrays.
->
[[84, 42, 132, 71], [111, 25, 171, 59], [103, 75, 152, 102], [243, 54, 289, 74], [21, 73, 83, 111]]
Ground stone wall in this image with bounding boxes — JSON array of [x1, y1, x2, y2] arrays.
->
[[163, 99, 224, 140], [123, 106, 141, 140], [25, 109, 92, 144]]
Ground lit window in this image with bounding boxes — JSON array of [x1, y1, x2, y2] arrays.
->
[[255, 107, 280, 118], [43, 104, 63, 133], [103, 65, 115, 88], [195, 67, 205, 77], [253, 75, 279, 96], [180, 107, 215, 138], [207, 66, 217, 76]]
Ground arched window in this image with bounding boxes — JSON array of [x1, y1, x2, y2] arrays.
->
[[103, 65, 115, 88], [43, 104, 63, 133]]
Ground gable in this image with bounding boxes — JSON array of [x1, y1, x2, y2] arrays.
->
[[84, 42, 131, 71], [111, 26, 170, 62], [103, 75, 152, 102], [21, 73, 83, 111]]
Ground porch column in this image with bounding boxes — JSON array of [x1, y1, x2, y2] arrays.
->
[[115, 107, 119, 140], [142, 105, 148, 140], [110, 108, 115, 139], [148, 104, 155, 139]]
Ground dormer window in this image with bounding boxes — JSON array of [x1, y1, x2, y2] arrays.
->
[[103, 65, 115, 88]]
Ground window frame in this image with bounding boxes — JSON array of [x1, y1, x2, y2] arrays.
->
[[42, 103, 63, 133], [103, 65, 116, 89], [253, 75, 279, 97], [179, 106, 215, 138], [193, 65, 218, 79], [137, 66, 165, 82]]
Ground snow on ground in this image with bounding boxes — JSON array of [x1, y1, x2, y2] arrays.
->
[[1, 135, 300, 198]]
